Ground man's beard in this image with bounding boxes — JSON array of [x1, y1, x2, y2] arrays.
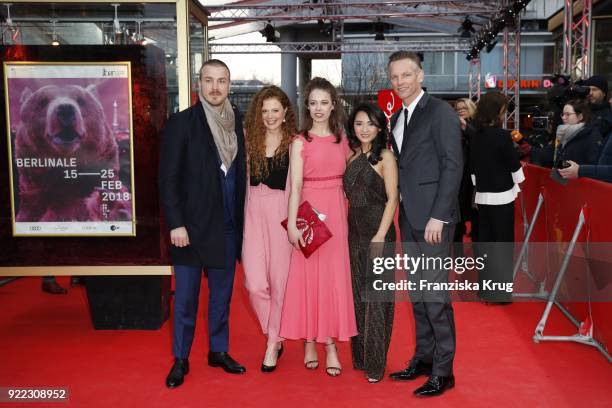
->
[[199, 88, 225, 107]]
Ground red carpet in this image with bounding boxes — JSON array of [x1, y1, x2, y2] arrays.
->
[[1, 273, 610, 408]]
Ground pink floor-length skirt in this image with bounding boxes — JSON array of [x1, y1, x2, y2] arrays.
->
[[279, 176, 358, 342]]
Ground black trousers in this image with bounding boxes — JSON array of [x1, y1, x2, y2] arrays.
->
[[477, 202, 515, 302], [399, 207, 456, 377], [477, 202, 514, 242]]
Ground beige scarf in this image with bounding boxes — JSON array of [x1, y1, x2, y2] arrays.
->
[[199, 93, 237, 170]]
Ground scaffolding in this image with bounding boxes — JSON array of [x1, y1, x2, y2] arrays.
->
[[563, 0, 592, 79], [468, 58, 481, 102], [205, 1, 500, 23], [205, 1, 533, 111], [502, 11, 520, 131], [209, 40, 470, 54]]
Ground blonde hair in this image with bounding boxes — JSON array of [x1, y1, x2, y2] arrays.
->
[[456, 98, 477, 120]]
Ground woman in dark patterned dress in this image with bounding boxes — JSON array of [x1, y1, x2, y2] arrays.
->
[[344, 103, 399, 383]]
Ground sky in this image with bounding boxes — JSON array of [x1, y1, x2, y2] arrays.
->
[[211, 32, 343, 86], [203, 0, 342, 86]]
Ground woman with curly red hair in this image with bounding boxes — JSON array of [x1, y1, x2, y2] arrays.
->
[[242, 85, 296, 372]]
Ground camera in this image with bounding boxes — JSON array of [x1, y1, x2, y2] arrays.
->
[[564, 84, 590, 100], [547, 74, 591, 108], [555, 159, 571, 169], [532, 116, 549, 131], [523, 105, 554, 148]]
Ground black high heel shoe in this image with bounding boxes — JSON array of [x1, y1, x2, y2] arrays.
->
[[261, 344, 284, 373], [304, 340, 319, 370], [278, 344, 284, 359], [325, 342, 342, 377]]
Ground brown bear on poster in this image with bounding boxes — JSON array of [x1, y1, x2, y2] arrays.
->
[[14, 84, 131, 222]]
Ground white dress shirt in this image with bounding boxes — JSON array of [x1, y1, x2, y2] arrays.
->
[[392, 90, 425, 153]]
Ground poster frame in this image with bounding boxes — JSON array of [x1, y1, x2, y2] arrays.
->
[[3, 60, 137, 237]]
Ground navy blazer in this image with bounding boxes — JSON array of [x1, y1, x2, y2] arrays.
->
[[159, 101, 247, 268], [389, 93, 463, 230]]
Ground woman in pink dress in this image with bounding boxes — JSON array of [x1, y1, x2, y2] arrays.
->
[[280, 77, 357, 377], [243, 86, 296, 372]]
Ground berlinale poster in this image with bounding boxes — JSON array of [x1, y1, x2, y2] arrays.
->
[[4, 62, 136, 236]]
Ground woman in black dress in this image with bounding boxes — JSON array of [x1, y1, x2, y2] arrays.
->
[[344, 103, 398, 382]]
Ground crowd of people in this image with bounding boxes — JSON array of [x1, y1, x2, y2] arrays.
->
[[529, 75, 612, 182], [449, 75, 612, 301], [157, 53, 610, 398]]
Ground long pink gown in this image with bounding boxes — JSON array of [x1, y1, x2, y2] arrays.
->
[[279, 133, 358, 342]]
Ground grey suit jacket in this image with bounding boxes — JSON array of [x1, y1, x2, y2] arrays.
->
[[390, 92, 463, 230]]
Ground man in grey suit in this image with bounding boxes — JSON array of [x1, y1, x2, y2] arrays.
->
[[386, 51, 463, 397]]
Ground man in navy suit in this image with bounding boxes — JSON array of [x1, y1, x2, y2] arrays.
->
[[159, 59, 247, 388], [386, 51, 463, 397]]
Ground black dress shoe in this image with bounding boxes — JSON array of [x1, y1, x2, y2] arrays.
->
[[166, 358, 189, 388], [261, 344, 283, 373], [389, 360, 432, 381], [208, 352, 246, 374], [41, 280, 67, 295], [413, 375, 455, 397]]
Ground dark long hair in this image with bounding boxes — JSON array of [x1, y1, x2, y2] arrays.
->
[[346, 103, 388, 165], [300, 77, 345, 143], [473, 92, 508, 129]]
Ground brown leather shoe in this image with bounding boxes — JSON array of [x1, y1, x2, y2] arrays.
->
[[41, 280, 67, 295]]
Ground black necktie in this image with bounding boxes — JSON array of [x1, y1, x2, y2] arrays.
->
[[402, 108, 409, 152]]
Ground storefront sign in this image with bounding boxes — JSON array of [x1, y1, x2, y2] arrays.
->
[[484, 73, 554, 90]]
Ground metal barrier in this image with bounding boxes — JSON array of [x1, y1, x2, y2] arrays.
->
[[514, 163, 611, 362]]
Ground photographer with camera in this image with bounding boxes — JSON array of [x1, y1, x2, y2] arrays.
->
[[584, 75, 612, 138], [531, 100, 602, 168]]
